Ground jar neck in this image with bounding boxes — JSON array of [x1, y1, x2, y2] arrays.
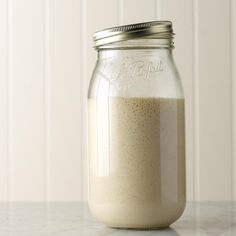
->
[[98, 47, 173, 60]]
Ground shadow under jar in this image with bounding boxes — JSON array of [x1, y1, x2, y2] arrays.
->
[[88, 21, 186, 229]]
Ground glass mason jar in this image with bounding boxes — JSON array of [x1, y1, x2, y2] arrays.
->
[[88, 21, 186, 229]]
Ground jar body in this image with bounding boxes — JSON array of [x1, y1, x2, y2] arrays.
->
[[88, 48, 186, 229]]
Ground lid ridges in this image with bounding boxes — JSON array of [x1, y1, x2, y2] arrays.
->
[[93, 21, 174, 49]]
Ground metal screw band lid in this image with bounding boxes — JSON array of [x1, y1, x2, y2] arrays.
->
[[93, 21, 174, 49]]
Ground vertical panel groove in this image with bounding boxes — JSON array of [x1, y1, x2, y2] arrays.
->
[[0, 0, 8, 201], [156, 0, 161, 20], [193, 0, 199, 201], [44, 0, 50, 202], [81, 0, 87, 201], [232, 0, 236, 201], [230, 0, 233, 202], [118, 0, 123, 25], [7, 0, 12, 202]]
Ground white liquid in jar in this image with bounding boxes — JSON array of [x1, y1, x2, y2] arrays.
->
[[88, 97, 186, 229]]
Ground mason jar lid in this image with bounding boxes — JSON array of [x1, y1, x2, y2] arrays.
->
[[93, 21, 174, 49]]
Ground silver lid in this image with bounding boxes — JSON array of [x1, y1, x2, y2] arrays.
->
[[93, 21, 174, 49]]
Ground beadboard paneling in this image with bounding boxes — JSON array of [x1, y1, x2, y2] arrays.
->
[[0, 0, 235, 201], [197, 0, 232, 201], [8, 0, 46, 201], [161, 0, 195, 202], [83, 0, 119, 200], [47, 0, 82, 201], [120, 0, 156, 24]]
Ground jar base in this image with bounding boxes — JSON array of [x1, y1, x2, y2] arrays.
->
[[89, 201, 186, 230]]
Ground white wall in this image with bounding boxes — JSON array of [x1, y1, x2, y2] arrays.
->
[[0, 0, 235, 201]]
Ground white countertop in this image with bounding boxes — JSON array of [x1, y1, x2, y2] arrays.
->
[[0, 202, 235, 236]]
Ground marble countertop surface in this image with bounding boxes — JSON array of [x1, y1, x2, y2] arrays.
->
[[0, 202, 235, 236]]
